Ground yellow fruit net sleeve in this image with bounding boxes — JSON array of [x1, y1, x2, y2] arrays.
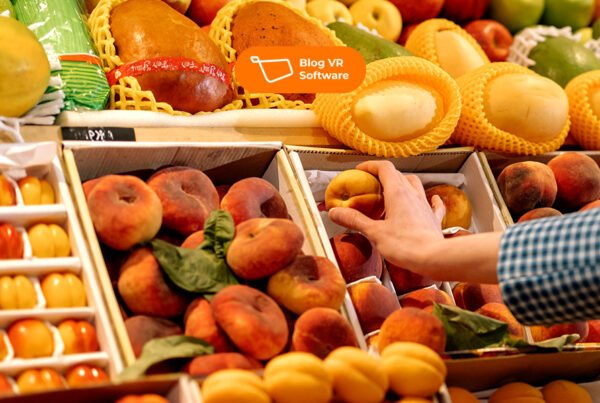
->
[[566, 70, 600, 150], [87, 0, 243, 115]]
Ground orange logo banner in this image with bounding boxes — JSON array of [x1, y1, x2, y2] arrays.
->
[[235, 46, 366, 94]]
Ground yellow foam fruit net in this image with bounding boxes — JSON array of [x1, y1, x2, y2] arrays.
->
[[313, 56, 462, 158], [565, 70, 600, 150], [209, 0, 344, 110], [87, 0, 243, 115], [453, 62, 570, 155]]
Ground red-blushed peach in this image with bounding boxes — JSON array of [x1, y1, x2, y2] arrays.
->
[[267, 255, 346, 315], [453, 283, 504, 311], [147, 166, 219, 236], [124, 315, 183, 358], [475, 303, 524, 339], [185, 352, 263, 376], [548, 153, 600, 210], [386, 260, 437, 295], [212, 285, 288, 360], [82, 176, 104, 200], [399, 288, 455, 310], [57, 319, 99, 355], [292, 307, 359, 359], [425, 184, 472, 229], [583, 320, 600, 342], [0, 374, 12, 395], [16, 369, 65, 393], [580, 199, 600, 212], [330, 232, 383, 283], [65, 364, 109, 387], [530, 322, 589, 342], [8, 319, 54, 358], [180, 230, 204, 249], [497, 161, 557, 214], [227, 218, 304, 280], [348, 281, 400, 334], [116, 395, 169, 403], [517, 207, 562, 223], [118, 248, 188, 318], [325, 169, 385, 220], [86, 175, 162, 250], [378, 308, 446, 354], [220, 177, 288, 225], [184, 297, 233, 353]]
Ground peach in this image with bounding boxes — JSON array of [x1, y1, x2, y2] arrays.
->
[[378, 308, 446, 354], [58, 319, 99, 354], [184, 297, 232, 353], [8, 319, 54, 358], [530, 322, 589, 342], [18, 176, 55, 205], [489, 382, 544, 403], [542, 380, 593, 403], [0, 374, 12, 395], [267, 255, 346, 315], [0, 223, 24, 259], [475, 303, 524, 339], [16, 369, 65, 394], [185, 352, 263, 376], [82, 176, 103, 200], [348, 281, 400, 334], [125, 315, 182, 357], [65, 364, 109, 387], [399, 288, 454, 310], [116, 394, 169, 403], [325, 169, 385, 220], [330, 232, 383, 283], [220, 177, 289, 225], [425, 184, 472, 229], [548, 152, 600, 210], [453, 283, 504, 311], [0, 174, 16, 206], [579, 199, 600, 212], [448, 387, 479, 403], [41, 273, 86, 308], [181, 230, 204, 248], [86, 175, 162, 250], [497, 161, 557, 214], [118, 248, 188, 318], [227, 218, 304, 280], [147, 166, 219, 236], [212, 285, 288, 360], [386, 261, 436, 295], [583, 320, 600, 342], [517, 207, 562, 223]]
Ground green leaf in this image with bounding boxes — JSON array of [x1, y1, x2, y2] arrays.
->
[[200, 210, 235, 259], [500, 334, 580, 351], [117, 336, 213, 381]]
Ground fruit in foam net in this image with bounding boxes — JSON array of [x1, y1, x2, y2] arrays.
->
[[489, 382, 544, 403], [379, 307, 446, 353], [542, 380, 593, 403], [184, 297, 232, 353], [0, 275, 37, 309], [227, 218, 304, 280], [18, 177, 55, 205], [27, 223, 70, 258], [220, 177, 289, 225], [498, 161, 558, 215], [453, 282, 503, 311], [565, 70, 600, 150], [307, 0, 353, 25], [267, 255, 346, 315], [349, 0, 402, 42], [530, 322, 589, 342], [58, 320, 99, 355], [476, 302, 525, 339], [8, 319, 54, 359], [464, 19, 513, 62], [292, 307, 359, 358], [41, 273, 86, 308], [125, 315, 183, 358], [325, 169, 384, 219], [0, 223, 24, 259], [0, 17, 50, 117], [330, 232, 383, 283], [65, 364, 109, 387], [425, 184, 472, 229], [0, 175, 16, 206], [186, 352, 263, 376], [548, 152, 600, 210], [489, 0, 544, 33], [349, 281, 400, 334], [517, 207, 562, 223], [16, 369, 65, 394], [202, 369, 270, 403]]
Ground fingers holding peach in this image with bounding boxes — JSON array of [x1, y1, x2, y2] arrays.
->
[[325, 169, 384, 220]]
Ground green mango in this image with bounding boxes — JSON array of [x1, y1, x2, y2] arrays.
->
[[528, 36, 600, 87]]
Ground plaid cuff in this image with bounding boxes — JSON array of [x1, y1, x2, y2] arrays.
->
[[497, 208, 600, 326]]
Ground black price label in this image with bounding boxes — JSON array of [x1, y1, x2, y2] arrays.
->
[[61, 127, 136, 142]]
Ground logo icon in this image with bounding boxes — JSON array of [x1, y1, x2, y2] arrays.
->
[[249, 55, 294, 83]]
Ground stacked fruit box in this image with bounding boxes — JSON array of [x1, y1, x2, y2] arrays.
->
[[0, 142, 122, 396]]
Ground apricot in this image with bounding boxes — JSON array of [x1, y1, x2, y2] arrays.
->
[[186, 352, 262, 376], [220, 177, 289, 225], [330, 232, 383, 283], [65, 364, 109, 387], [41, 273, 86, 308], [453, 283, 503, 311], [184, 297, 232, 353], [16, 368, 65, 394], [399, 288, 454, 310], [124, 315, 183, 358], [348, 281, 400, 334], [116, 394, 169, 403], [497, 161, 557, 214], [489, 382, 544, 403], [378, 308, 446, 354], [8, 319, 54, 359], [425, 184, 472, 229], [542, 380, 592, 403], [202, 369, 269, 403], [386, 260, 437, 295], [325, 169, 385, 220], [476, 303, 524, 339], [548, 152, 600, 210], [58, 319, 99, 354], [448, 386, 479, 403], [530, 322, 589, 342], [517, 207, 562, 223]]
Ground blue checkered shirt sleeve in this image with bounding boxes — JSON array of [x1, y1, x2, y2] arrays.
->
[[497, 208, 600, 326]]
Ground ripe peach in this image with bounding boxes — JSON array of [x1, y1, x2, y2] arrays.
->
[[542, 380, 593, 403], [18, 176, 55, 205], [116, 394, 169, 403], [579, 199, 600, 212], [181, 230, 204, 248], [386, 260, 437, 295], [184, 297, 232, 353], [212, 285, 288, 360], [8, 319, 54, 358], [185, 352, 263, 376], [41, 273, 86, 308], [125, 315, 183, 358], [548, 152, 600, 210], [65, 364, 109, 387], [16, 368, 65, 393], [292, 307, 359, 359], [583, 320, 600, 342], [58, 319, 99, 354], [448, 387, 479, 403], [82, 176, 103, 199], [267, 255, 346, 315], [325, 169, 385, 220], [530, 322, 589, 342], [0, 374, 12, 395], [0, 223, 24, 259], [399, 288, 454, 310], [489, 382, 544, 403], [425, 184, 472, 229], [86, 175, 162, 250], [118, 247, 188, 318], [453, 283, 504, 311], [330, 232, 383, 283], [475, 303, 524, 339], [348, 281, 400, 334], [227, 218, 304, 280], [0, 174, 16, 206], [378, 308, 446, 354], [517, 207, 562, 223], [497, 161, 557, 214], [147, 166, 219, 236], [220, 177, 289, 225]]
